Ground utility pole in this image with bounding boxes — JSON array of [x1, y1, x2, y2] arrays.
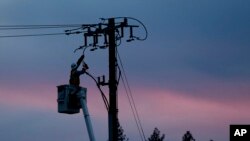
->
[[64, 17, 147, 141], [108, 18, 118, 141]]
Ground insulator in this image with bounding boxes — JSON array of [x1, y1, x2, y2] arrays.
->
[[129, 26, 134, 38], [124, 18, 128, 26], [98, 23, 102, 31], [84, 33, 88, 46], [102, 75, 105, 83], [104, 33, 108, 45], [126, 38, 134, 42], [98, 77, 101, 83], [87, 27, 91, 33], [93, 35, 97, 46], [121, 27, 124, 38], [90, 47, 97, 51]]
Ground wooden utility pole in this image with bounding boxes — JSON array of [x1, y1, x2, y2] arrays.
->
[[108, 18, 118, 141]]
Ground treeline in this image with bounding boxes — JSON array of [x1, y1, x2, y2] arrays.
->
[[118, 125, 214, 141], [147, 128, 214, 141]]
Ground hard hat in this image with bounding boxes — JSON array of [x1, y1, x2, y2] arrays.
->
[[71, 63, 77, 69]]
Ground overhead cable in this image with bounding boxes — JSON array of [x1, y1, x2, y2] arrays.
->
[[0, 33, 66, 38], [117, 50, 147, 141], [85, 72, 109, 111], [0, 24, 82, 30]]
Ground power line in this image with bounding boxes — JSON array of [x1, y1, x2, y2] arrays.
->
[[116, 39, 144, 141], [85, 72, 109, 111], [101, 17, 148, 41], [0, 26, 78, 30], [1, 18, 148, 141], [0, 24, 83, 38], [118, 65, 144, 141], [0, 24, 82, 31], [117, 50, 147, 141], [0, 33, 66, 38]]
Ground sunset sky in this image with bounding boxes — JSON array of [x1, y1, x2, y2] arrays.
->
[[1, 0, 250, 141]]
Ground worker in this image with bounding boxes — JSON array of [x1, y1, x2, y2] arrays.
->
[[183, 131, 195, 141], [68, 54, 89, 108], [69, 54, 89, 86]]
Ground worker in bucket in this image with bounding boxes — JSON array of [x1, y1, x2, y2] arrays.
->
[[69, 54, 89, 86], [69, 54, 89, 108]]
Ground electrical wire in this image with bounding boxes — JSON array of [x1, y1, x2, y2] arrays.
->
[[117, 50, 147, 141], [0, 32, 66, 38], [117, 65, 144, 141], [101, 17, 148, 41], [115, 33, 146, 141], [123, 17, 148, 41], [0, 24, 83, 38], [0, 24, 82, 30], [114, 38, 144, 141], [0, 24, 82, 27], [74, 46, 90, 53], [85, 72, 109, 111], [117, 57, 145, 141]]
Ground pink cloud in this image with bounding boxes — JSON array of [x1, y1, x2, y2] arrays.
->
[[1, 82, 249, 141], [117, 87, 250, 141]]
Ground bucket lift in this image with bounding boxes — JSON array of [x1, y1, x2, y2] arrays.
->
[[57, 84, 96, 141]]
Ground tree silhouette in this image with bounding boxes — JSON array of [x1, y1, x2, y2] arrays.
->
[[182, 131, 195, 141], [148, 128, 165, 141], [117, 121, 129, 141]]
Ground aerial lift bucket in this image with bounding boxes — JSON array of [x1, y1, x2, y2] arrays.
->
[[57, 84, 86, 114], [57, 84, 95, 141]]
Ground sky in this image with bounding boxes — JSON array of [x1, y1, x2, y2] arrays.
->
[[0, 0, 250, 141]]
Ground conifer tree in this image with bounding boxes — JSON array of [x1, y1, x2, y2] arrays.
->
[[117, 121, 129, 141], [148, 128, 165, 141]]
